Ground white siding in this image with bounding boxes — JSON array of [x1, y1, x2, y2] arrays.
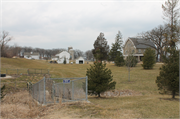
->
[[55, 51, 70, 64], [76, 57, 85, 64]]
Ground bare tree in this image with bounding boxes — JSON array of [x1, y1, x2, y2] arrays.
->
[[74, 49, 84, 59], [85, 50, 94, 60], [162, 0, 180, 47], [138, 25, 168, 62], [125, 44, 137, 81], [0, 31, 13, 57]]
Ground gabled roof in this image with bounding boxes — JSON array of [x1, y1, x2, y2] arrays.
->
[[128, 37, 156, 49], [76, 56, 84, 60], [52, 56, 59, 58], [24, 52, 39, 55]]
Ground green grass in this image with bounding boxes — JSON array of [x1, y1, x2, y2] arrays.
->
[[1, 57, 179, 118]]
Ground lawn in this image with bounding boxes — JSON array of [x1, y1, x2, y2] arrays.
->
[[0, 57, 179, 118]]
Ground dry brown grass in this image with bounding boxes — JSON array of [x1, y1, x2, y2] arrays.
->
[[0, 91, 92, 118], [1, 58, 179, 118]]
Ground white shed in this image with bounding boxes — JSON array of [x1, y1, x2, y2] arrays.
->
[[55, 51, 70, 64], [24, 52, 39, 60], [76, 56, 85, 64]]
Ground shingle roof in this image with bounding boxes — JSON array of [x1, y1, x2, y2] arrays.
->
[[129, 37, 156, 49], [52, 56, 59, 58]]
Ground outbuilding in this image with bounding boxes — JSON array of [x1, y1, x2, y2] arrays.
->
[[76, 56, 85, 64], [52, 51, 70, 64]]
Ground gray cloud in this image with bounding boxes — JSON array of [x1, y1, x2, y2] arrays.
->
[[2, 1, 167, 51]]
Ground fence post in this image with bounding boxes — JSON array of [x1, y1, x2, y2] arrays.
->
[[39, 81, 40, 103], [44, 77, 46, 105], [86, 76, 88, 101], [63, 82, 64, 101], [72, 81, 74, 100]]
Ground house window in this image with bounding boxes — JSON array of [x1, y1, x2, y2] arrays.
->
[[138, 49, 141, 53], [132, 50, 134, 53]]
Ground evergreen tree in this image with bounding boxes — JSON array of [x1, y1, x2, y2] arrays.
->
[[92, 33, 110, 62], [114, 52, 124, 66], [86, 62, 116, 97], [156, 47, 179, 98], [142, 48, 156, 69], [0, 85, 6, 99], [63, 57, 66, 64], [109, 31, 123, 61]]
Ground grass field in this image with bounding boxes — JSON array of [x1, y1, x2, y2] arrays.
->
[[0, 57, 179, 118]]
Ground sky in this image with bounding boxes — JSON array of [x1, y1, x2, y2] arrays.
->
[[1, 0, 168, 52]]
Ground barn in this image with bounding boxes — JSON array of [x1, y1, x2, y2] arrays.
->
[[76, 56, 85, 64], [53, 51, 70, 64]]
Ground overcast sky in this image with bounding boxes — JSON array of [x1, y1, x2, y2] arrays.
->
[[1, 0, 167, 52]]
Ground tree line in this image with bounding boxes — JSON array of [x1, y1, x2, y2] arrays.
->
[[0, 32, 94, 60]]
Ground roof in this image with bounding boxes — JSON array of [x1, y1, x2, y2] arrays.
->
[[24, 52, 39, 55], [76, 56, 84, 60], [128, 37, 156, 49], [52, 56, 59, 58]]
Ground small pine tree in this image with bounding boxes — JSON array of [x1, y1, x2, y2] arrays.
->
[[86, 62, 116, 97], [0, 85, 6, 99], [63, 57, 66, 64], [114, 52, 124, 66], [142, 48, 156, 69], [156, 48, 179, 98]]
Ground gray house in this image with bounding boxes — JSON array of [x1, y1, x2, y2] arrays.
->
[[123, 37, 156, 61]]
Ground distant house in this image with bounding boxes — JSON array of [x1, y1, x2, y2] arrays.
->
[[24, 52, 40, 60], [123, 37, 156, 61], [76, 56, 85, 64], [52, 51, 70, 64]]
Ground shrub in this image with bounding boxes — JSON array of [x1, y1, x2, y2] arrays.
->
[[142, 48, 156, 69], [1, 85, 6, 99], [63, 57, 66, 64], [86, 62, 116, 97]]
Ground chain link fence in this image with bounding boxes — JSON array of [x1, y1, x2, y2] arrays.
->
[[5, 69, 49, 75], [29, 77, 88, 104]]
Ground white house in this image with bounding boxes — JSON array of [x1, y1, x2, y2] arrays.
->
[[24, 52, 39, 60], [76, 56, 85, 64], [52, 51, 70, 64]]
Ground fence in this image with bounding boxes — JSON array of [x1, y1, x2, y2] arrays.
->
[[29, 77, 88, 104], [5, 69, 49, 75]]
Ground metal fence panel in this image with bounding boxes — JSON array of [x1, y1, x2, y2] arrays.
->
[[29, 77, 88, 104]]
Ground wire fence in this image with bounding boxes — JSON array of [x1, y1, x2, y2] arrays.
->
[[29, 77, 88, 104], [5, 69, 49, 75]]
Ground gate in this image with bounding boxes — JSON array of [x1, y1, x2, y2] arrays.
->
[[30, 77, 88, 104]]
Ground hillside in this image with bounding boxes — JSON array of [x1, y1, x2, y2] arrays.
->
[[0, 58, 179, 118]]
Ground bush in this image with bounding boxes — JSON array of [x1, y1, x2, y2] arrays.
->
[[86, 62, 116, 97], [1, 85, 6, 99], [63, 57, 66, 64], [142, 48, 156, 69], [114, 53, 124, 66]]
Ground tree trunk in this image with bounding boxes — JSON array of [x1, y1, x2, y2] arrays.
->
[[172, 90, 175, 99], [128, 67, 130, 81], [98, 93, 101, 97]]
